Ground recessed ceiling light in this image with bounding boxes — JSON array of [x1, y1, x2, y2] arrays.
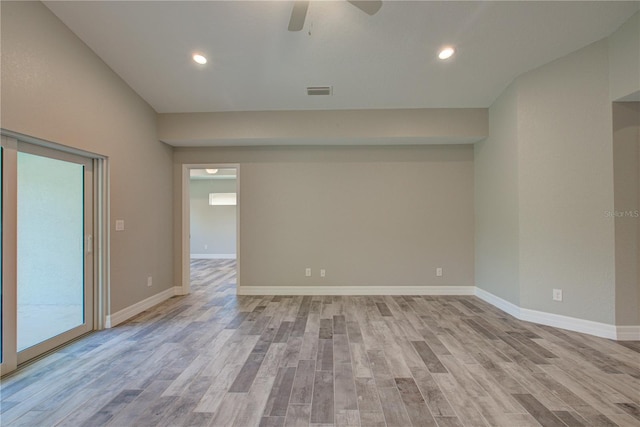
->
[[193, 54, 207, 65], [438, 46, 455, 60], [205, 168, 218, 174]]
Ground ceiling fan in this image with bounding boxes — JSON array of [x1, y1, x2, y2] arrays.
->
[[288, 0, 383, 31]]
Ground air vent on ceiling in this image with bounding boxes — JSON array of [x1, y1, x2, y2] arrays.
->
[[307, 86, 332, 96]]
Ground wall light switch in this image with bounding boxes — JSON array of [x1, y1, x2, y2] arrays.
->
[[305, 268, 311, 277], [436, 267, 443, 277], [115, 220, 125, 231]]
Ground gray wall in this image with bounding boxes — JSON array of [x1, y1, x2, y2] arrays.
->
[[476, 34, 637, 325], [613, 102, 640, 325], [474, 82, 520, 305], [175, 146, 474, 288], [517, 40, 616, 324], [1, 1, 174, 313], [190, 179, 237, 256]]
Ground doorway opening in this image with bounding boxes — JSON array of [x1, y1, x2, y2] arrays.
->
[[182, 165, 239, 296]]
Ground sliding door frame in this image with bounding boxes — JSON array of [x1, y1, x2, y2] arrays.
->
[[0, 130, 109, 375], [1, 136, 19, 374]]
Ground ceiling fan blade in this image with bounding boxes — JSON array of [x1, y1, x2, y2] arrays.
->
[[347, 0, 382, 16], [288, 1, 309, 31]]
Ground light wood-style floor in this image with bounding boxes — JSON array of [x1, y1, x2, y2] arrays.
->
[[1, 259, 639, 427]]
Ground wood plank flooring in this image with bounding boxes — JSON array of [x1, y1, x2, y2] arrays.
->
[[1, 259, 639, 426]]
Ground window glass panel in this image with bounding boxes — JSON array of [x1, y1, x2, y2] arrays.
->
[[17, 152, 84, 351]]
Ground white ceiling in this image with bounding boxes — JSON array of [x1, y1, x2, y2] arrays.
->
[[44, 1, 639, 114]]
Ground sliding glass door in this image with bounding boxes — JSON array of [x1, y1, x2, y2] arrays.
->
[[1, 137, 94, 372]]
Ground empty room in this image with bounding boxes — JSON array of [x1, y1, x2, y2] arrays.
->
[[1, 1, 639, 426]]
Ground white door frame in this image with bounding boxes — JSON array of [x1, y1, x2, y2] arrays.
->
[[180, 163, 240, 295]]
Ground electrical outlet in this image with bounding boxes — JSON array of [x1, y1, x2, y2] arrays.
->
[[436, 267, 443, 277], [553, 288, 562, 301], [115, 219, 125, 231], [147, 276, 153, 287], [305, 268, 311, 277], [320, 269, 326, 278]]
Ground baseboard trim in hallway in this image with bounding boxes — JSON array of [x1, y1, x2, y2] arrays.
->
[[190, 253, 236, 259]]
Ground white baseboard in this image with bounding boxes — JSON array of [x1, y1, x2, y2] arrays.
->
[[190, 253, 236, 259], [475, 287, 639, 341], [105, 283, 639, 341], [174, 286, 189, 296], [106, 286, 181, 327], [238, 285, 474, 296], [474, 287, 521, 318], [519, 307, 618, 340]]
